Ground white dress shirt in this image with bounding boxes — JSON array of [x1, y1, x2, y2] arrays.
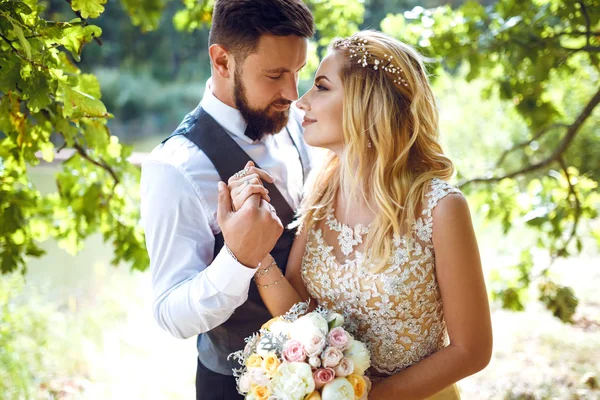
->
[[140, 82, 306, 339]]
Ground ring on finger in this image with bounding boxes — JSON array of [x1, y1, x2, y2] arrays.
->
[[233, 167, 250, 179]]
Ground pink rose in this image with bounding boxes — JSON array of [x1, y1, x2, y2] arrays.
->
[[333, 357, 354, 377], [327, 327, 350, 351], [321, 346, 344, 368], [304, 333, 327, 356], [282, 340, 307, 363], [313, 368, 336, 389]]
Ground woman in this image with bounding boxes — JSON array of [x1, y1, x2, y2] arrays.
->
[[227, 30, 492, 399]]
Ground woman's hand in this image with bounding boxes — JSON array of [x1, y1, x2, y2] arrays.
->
[[228, 161, 274, 211]]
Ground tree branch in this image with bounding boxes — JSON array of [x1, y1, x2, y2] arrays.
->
[[552, 157, 581, 261], [73, 143, 120, 185], [578, 0, 592, 47], [560, 44, 600, 53], [460, 85, 600, 187], [0, 33, 49, 71], [495, 123, 569, 168]]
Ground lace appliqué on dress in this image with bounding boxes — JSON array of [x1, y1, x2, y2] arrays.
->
[[301, 178, 462, 376], [325, 208, 370, 256]]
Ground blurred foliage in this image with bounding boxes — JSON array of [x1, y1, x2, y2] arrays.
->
[[1, 0, 599, 323], [0, 274, 52, 398], [0, 0, 147, 274], [381, 0, 599, 322]]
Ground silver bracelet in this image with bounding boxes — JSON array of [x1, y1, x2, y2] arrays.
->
[[224, 244, 239, 262], [256, 258, 277, 277], [225, 244, 263, 269]]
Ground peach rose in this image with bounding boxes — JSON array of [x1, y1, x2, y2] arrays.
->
[[251, 385, 270, 400], [346, 374, 367, 399], [246, 354, 263, 369]]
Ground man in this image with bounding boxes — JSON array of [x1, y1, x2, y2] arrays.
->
[[140, 0, 314, 398]]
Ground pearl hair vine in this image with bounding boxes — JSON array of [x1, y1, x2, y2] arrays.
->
[[332, 37, 409, 88]]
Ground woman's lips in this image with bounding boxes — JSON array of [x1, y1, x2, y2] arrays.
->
[[302, 117, 317, 127]]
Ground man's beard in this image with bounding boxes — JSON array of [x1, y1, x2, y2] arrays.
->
[[233, 66, 291, 140]]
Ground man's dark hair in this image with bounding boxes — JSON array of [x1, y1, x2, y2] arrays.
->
[[209, 0, 315, 60]]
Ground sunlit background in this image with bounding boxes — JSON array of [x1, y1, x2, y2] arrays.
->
[[1, 0, 599, 399]]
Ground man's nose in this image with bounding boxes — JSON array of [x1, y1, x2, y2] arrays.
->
[[281, 74, 299, 102]]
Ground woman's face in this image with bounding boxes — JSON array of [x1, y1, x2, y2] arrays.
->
[[296, 51, 345, 154]]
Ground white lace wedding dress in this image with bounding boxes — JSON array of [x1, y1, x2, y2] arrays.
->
[[300, 178, 462, 399]]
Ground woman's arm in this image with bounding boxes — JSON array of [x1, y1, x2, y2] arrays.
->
[[369, 194, 493, 399], [254, 226, 317, 316]]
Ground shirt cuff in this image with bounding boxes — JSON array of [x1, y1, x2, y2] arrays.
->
[[205, 246, 257, 296]]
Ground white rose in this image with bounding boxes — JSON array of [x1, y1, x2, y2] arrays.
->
[[304, 333, 327, 357], [269, 362, 315, 400], [291, 313, 329, 337], [327, 313, 345, 330], [321, 378, 355, 400], [247, 367, 270, 387], [269, 320, 291, 337], [343, 340, 371, 376], [309, 356, 322, 369], [238, 373, 252, 393]]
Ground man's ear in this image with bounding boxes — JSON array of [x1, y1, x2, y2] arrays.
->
[[209, 44, 233, 79]]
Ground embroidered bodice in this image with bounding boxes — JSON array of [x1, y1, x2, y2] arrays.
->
[[301, 178, 462, 375]]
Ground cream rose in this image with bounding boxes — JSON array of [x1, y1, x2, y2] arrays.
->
[[343, 340, 371, 376], [305, 333, 327, 356], [321, 347, 344, 368], [333, 358, 354, 377]]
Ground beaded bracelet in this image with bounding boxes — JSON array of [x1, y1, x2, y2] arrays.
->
[[255, 271, 285, 289]]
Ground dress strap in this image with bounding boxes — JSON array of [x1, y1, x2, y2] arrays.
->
[[422, 178, 462, 219]]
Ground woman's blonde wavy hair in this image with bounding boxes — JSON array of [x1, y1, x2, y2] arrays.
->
[[297, 30, 454, 272]]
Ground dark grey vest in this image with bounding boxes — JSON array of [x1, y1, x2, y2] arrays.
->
[[164, 107, 310, 375]]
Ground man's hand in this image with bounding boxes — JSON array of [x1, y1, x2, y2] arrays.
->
[[216, 180, 283, 268]]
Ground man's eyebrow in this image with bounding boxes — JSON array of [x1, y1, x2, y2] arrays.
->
[[263, 63, 307, 74]]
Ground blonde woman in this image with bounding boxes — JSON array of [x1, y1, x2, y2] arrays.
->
[[221, 30, 492, 399]]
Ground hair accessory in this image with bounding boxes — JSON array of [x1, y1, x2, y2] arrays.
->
[[333, 37, 409, 88]]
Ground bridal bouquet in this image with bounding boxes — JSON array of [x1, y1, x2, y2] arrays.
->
[[229, 302, 372, 400]]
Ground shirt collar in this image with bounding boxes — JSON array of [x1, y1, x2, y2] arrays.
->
[[200, 78, 254, 144]]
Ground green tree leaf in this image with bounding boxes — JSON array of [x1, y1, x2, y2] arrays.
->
[[71, 0, 107, 19]]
